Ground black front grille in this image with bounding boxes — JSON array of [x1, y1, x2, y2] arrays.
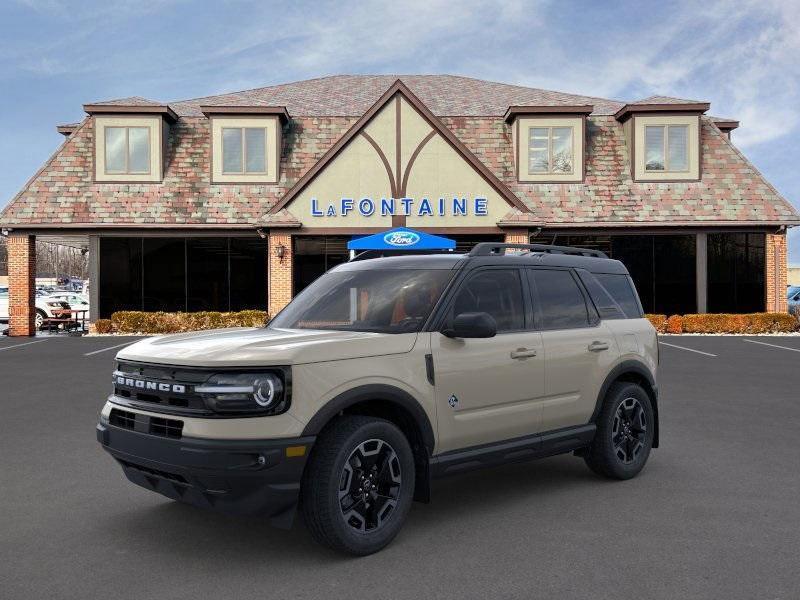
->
[[108, 407, 184, 439], [149, 417, 183, 439], [113, 361, 211, 415], [109, 408, 136, 430]]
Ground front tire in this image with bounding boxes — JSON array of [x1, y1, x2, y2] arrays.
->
[[301, 416, 415, 555], [35, 309, 46, 330], [584, 382, 654, 480]]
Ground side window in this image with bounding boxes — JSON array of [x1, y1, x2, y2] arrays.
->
[[594, 273, 643, 318], [576, 270, 625, 320], [450, 269, 525, 332], [530, 269, 590, 329]]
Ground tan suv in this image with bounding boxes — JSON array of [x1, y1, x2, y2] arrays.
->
[[97, 243, 659, 555]]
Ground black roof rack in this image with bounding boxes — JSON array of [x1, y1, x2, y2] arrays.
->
[[468, 243, 609, 258]]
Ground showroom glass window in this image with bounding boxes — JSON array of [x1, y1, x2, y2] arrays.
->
[[222, 127, 267, 173], [528, 126, 573, 174], [99, 237, 267, 317], [645, 125, 688, 171], [104, 126, 150, 174]]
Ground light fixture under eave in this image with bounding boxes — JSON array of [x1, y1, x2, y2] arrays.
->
[[275, 243, 286, 263]]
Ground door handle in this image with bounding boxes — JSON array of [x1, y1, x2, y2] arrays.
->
[[588, 341, 610, 352], [510, 348, 538, 359]]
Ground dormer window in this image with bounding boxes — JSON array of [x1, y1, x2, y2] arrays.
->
[[528, 126, 574, 174], [644, 124, 688, 172], [105, 126, 151, 174], [505, 106, 591, 184], [201, 106, 289, 184], [222, 127, 268, 174], [84, 101, 175, 183]]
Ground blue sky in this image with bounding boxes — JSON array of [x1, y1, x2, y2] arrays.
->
[[1, 0, 798, 260]]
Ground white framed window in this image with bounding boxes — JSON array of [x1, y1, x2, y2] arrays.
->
[[644, 124, 689, 172], [104, 126, 151, 175], [528, 126, 574, 175], [221, 127, 268, 174]]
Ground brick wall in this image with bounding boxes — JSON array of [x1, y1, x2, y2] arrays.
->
[[8, 234, 36, 336], [765, 233, 788, 313], [268, 231, 294, 316], [503, 229, 529, 245]]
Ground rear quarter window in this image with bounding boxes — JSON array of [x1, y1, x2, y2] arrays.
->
[[594, 273, 644, 318]]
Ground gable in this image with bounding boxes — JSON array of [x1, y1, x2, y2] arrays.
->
[[274, 83, 528, 228]]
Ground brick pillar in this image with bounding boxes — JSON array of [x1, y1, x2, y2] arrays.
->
[[268, 231, 293, 317], [8, 234, 36, 336], [765, 233, 788, 312], [504, 228, 529, 244]]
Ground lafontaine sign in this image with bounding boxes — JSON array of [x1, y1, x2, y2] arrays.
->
[[310, 196, 489, 218]]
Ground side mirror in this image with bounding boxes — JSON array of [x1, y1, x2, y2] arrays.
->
[[442, 312, 497, 339]]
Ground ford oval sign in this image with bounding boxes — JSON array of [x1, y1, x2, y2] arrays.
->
[[383, 231, 420, 247]]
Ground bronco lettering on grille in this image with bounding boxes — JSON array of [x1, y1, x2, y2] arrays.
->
[[115, 375, 186, 394]]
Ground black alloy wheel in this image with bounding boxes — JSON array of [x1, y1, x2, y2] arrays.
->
[[338, 439, 402, 532], [584, 381, 654, 479], [612, 397, 648, 464], [301, 415, 415, 555]]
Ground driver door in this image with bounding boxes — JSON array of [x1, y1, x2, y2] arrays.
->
[[431, 268, 545, 453]]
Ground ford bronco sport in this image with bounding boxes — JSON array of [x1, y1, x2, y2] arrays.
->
[[97, 242, 659, 555]]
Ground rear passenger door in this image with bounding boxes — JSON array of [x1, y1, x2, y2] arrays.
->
[[431, 267, 545, 453], [528, 268, 618, 431]]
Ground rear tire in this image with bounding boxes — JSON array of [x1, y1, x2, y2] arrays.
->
[[301, 415, 415, 556], [35, 309, 46, 330], [584, 382, 654, 480]]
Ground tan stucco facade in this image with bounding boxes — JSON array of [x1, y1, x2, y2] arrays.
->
[[282, 96, 513, 229]]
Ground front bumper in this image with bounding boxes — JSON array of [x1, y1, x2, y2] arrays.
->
[[97, 421, 314, 528]]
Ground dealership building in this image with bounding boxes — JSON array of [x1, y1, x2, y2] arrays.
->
[[1, 74, 797, 335]]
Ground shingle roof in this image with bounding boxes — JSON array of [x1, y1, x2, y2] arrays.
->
[[631, 95, 707, 105], [87, 96, 164, 107], [2, 75, 796, 229], [168, 74, 626, 117]]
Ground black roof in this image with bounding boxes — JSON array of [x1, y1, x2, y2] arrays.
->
[[335, 247, 630, 275]]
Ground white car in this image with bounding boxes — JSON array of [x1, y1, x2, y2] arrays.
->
[[0, 287, 74, 329], [46, 292, 90, 320]]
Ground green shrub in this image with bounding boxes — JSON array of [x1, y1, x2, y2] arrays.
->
[[111, 310, 269, 334]]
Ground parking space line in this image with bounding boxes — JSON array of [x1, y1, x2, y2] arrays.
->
[[658, 341, 717, 357], [0, 339, 48, 352], [84, 341, 137, 356], [742, 338, 800, 353]]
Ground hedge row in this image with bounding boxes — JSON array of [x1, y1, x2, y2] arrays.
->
[[107, 310, 269, 334], [645, 313, 798, 334]]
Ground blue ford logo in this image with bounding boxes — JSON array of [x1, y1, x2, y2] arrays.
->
[[384, 231, 420, 247]]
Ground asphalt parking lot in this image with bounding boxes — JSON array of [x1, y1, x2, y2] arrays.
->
[[1, 335, 799, 600]]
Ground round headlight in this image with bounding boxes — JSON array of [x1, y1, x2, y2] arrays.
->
[[253, 377, 280, 407]]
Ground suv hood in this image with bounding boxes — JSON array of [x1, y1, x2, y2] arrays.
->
[[116, 327, 419, 367]]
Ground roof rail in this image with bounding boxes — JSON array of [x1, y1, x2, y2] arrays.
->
[[468, 242, 609, 258]]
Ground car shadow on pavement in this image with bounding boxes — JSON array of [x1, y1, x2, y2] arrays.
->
[[99, 454, 610, 562]]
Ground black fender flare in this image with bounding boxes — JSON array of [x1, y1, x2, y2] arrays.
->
[[301, 384, 436, 455], [591, 360, 659, 448]]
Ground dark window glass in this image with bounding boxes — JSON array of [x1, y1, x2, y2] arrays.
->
[[531, 269, 589, 329], [577, 271, 626, 319], [450, 269, 525, 332], [99, 238, 143, 317], [595, 273, 643, 318], [143, 239, 186, 312], [708, 233, 765, 312], [271, 269, 454, 333], [187, 238, 228, 311], [653, 236, 695, 315], [546, 234, 696, 314], [230, 238, 268, 311], [293, 237, 349, 295]]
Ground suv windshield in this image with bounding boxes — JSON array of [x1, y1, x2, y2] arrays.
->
[[270, 269, 454, 333]]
